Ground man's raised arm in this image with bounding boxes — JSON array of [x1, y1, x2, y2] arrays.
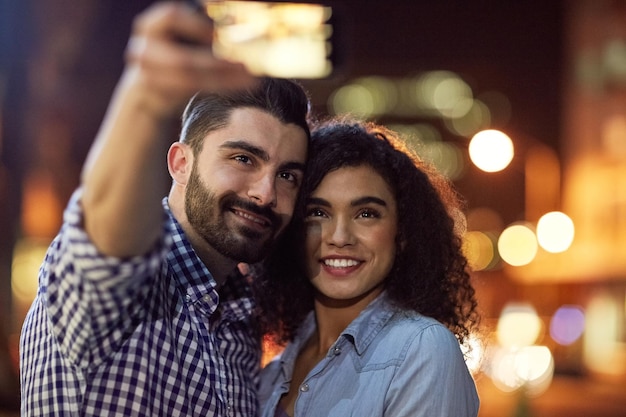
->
[[79, 2, 254, 257]]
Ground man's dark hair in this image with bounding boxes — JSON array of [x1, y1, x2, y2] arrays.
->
[[180, 78, 311, 155], [255, 115, 479, 346]]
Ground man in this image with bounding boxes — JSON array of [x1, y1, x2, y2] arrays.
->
[[19, 2, 310, 416]]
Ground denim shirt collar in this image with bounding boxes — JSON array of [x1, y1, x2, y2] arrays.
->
[[342, 293, 397, 355], [281, 291, 398, 372]]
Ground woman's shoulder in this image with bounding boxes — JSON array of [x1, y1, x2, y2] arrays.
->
[[351, 310, 465, 374], [389, 310, 448, 332], [382, 310, 460, 349]]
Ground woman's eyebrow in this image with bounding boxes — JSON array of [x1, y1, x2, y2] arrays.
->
[[306, 196, 387, 207], [351, 196, 387, 207]]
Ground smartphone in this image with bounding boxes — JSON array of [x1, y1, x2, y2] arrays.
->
[[195, 0, 336, 79]]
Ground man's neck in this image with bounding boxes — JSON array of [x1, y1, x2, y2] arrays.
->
[[168, 191, 237, 287], [188, 237, 238, 287]]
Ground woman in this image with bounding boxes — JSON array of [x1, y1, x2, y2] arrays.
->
[[255, 116, 480, 417]]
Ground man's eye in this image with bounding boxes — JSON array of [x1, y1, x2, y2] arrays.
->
[[234, 155, 252, 164], [278, 171, 299, 185]]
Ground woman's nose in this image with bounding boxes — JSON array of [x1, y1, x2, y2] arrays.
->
[[325, 218, 355, 247]]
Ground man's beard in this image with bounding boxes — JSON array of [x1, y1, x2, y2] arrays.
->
[[185, 164, 280, 264]]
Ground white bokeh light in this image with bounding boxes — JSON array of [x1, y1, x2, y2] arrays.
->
[[536, 211, 575, 253], [469, 129, 514, 172]]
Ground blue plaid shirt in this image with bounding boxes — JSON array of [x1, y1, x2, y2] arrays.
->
[[20, 190, 261, 416]]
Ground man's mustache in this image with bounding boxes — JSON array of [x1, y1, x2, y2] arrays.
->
[[226, 197, 280, 230]]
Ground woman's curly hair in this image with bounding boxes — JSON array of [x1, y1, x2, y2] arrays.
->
[[254, 115, 479, 346]]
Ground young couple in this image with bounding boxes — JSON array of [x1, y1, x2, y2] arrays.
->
[[19, 2, 479, 416]]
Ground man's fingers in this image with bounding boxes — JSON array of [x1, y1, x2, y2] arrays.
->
[[121, 1, 256, 116], [126, 35, 254, 92], [133, 2, 213, 47]]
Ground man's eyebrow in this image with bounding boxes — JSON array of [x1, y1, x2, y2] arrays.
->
[[220, 140, 306, 172], [281, 161, 306, 173], [220, 140, 269, 161]]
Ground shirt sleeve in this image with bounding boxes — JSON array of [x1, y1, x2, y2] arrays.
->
[[384, 323, 480, 417], [40, 189, 172, 370]]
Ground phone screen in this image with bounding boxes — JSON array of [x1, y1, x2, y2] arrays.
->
[[199, 1, 334, 79]]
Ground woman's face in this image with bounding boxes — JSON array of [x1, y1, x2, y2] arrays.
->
[[304, 165, 399, 308]]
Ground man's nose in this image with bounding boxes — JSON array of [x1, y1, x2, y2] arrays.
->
[[247, 173, 277, 207]]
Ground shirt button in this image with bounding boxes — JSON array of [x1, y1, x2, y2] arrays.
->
[[333, 347, 342, 355], [203, 294, 212, 302], [300, 383, 309, 392]]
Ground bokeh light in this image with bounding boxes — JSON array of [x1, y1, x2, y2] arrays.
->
[[497, 302, 543, 348], [549, 305, 585, 346], [536, 211, 575, 253], [583, 292, 625, 375], [468, 129, 514, 172], [488, 346, 554, 396], [445, 99, 492, 137], [414, 70, 474, 118], [11, 239, 48, 304], [329, 83, 377, 117], [463, 231, 497, 271], [498, 223, 538, 266], [329, 76, 398, 117]]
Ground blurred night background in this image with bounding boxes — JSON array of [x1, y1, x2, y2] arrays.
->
[[1, 0, 626, 416]]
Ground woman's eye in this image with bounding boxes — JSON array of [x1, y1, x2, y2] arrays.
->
[[306, 208, 326, 218], [359, 209, 380, 219]]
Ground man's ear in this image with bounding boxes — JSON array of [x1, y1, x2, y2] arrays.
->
[[167, 142, 192, 186]]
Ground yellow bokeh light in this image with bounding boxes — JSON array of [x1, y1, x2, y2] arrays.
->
[[329, 84, 375, 117], [355, 76, 399, 116], [536, 211, 575, 253], [12, 239, 48, 304], [469, 129, 514, 172], [583, 292, 625, 376], [415, 71, 473, 117], [329, 77, 399, 117], [496, 302, 543, 348], [445, 99, 491, 137], [498, 223, 538, 266], [463, 231, 495, 271], [488, 345, 554, 396]]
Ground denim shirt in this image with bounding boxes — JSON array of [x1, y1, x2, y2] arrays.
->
[[259, 294, 479, 417]]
